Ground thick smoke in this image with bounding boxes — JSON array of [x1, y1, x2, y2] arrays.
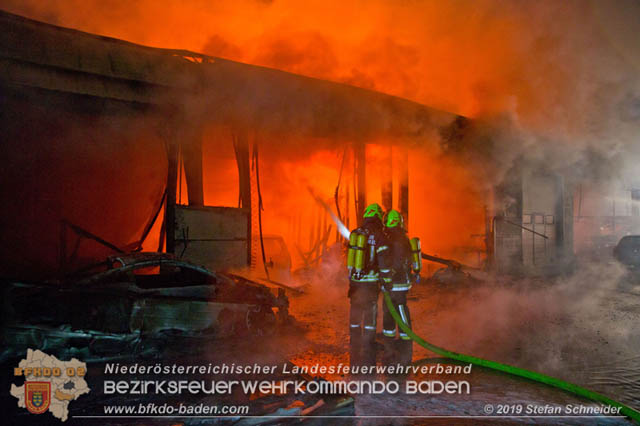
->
[[3, 1, 640, 402], [4, 0, 639, 265], [415, 260, 639, 405], [4, 0, 640, 190]]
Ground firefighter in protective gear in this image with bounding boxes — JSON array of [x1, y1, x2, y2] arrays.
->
[[378, 209, 421, 366], [347, 203, 388, 367]]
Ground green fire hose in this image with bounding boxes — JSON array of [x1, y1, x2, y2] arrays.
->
[[382, 291, 640, 423]]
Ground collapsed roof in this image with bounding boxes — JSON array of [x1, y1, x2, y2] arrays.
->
[[0, 9, 466, 142]]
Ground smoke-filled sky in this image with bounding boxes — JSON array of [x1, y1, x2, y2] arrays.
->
[[3, 0, 640, 266], [4, 2, 639, 395], [4, 0, 640, 183], [2, 0, 638, 124]]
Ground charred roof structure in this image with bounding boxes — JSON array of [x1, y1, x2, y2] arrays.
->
[[0, 9, 466, 280], [0, 9, 585, 281]]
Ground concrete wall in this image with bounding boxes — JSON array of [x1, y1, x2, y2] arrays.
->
[[493, 166, 573, 276]]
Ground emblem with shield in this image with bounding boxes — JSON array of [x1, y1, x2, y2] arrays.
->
[[25, 381, 51, 414]]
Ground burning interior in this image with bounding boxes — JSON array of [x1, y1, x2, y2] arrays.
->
[[1, 2, 640, 424], [0, 9, 488, 281]]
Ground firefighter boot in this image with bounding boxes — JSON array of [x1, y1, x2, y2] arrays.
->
[[382, 337, 398, 366], [398, 339, 413, 366], [361, 329, 377, 368], [350, 328, 362, 368]]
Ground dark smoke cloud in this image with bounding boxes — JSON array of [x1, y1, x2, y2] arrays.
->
[[3, 1, 639, 165]]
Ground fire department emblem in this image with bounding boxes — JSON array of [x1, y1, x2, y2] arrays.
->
[[10, 349, 91, 422], [25, 382, 51, 414]]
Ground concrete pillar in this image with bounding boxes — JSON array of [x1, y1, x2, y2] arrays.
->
[[397, 146, 409, 229], [381, 145, 393, 212], [554, 174, 565, 255], [164, 127, 179, 254], [233, 129, 251, 210], [182, 126, 204, 206], [233, 128, 251, 264]]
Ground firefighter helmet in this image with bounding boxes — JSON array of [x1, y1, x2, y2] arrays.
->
[[385, 209, 404, 229], [363, 203, 384, 220]]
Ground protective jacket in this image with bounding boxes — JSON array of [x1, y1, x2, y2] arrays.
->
[[379, 227, 413, 291], [348, 217, 388, 284], [347, 216, 387, 367]]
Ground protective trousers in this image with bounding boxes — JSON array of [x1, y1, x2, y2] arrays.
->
[[382, 290, 413, 366], [348, 282, 378, 367]]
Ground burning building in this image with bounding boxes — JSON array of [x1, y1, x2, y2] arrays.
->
[[3, 4, 637, 285], [0, 9, 476, 282], [2, 2, 640, 424]]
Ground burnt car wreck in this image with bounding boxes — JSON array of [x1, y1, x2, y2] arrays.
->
[[2, 253, 289, 364]]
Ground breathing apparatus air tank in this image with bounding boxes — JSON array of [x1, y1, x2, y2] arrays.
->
[[347, 231, 367, 275], [347, 232, 358, 272], [410, 237, 422, 273]]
